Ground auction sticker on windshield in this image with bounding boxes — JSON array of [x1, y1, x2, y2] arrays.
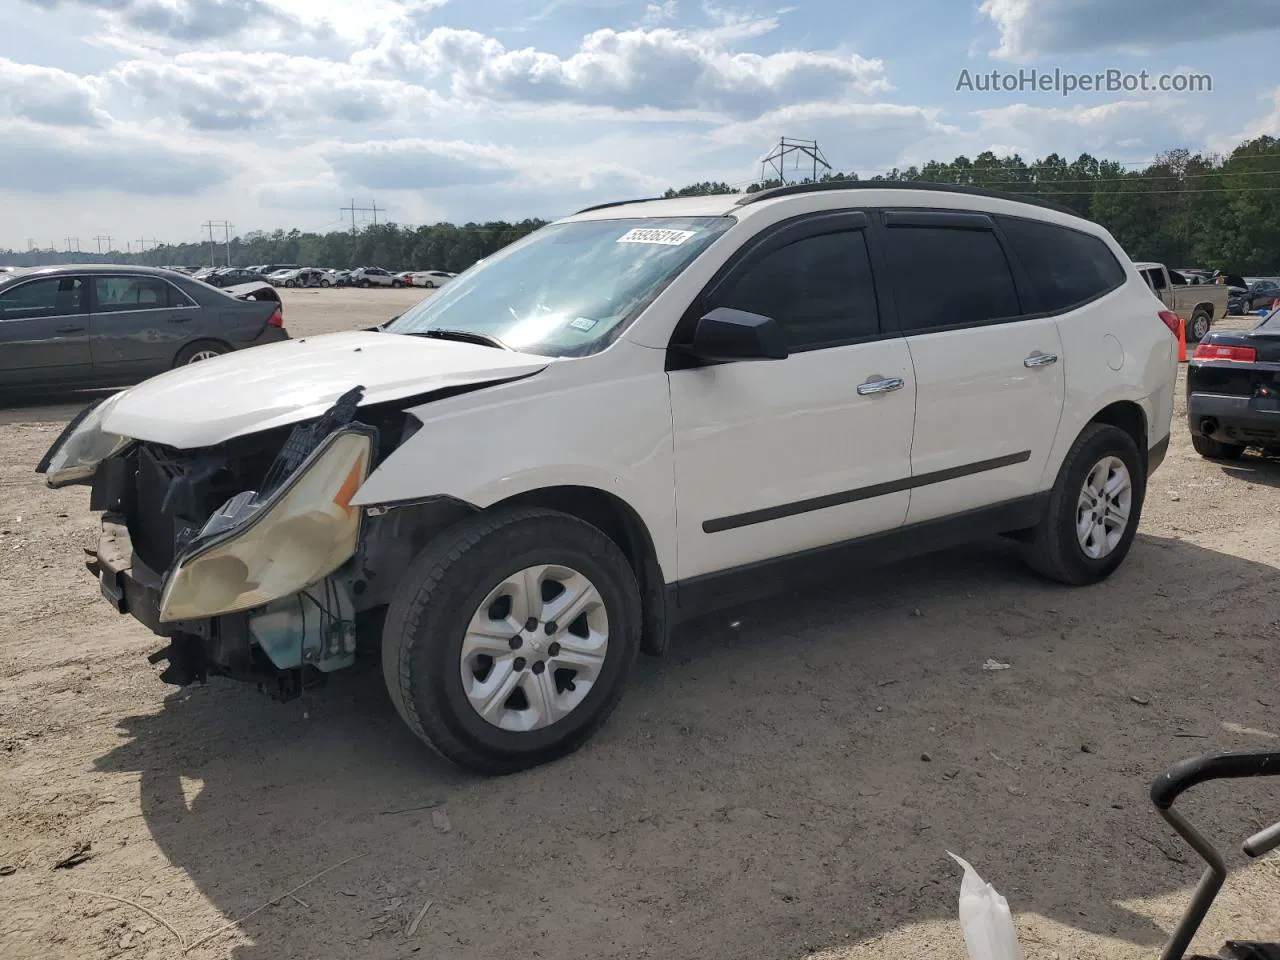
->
[[616, 228, 697, 246]]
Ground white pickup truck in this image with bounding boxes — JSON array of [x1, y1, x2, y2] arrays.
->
[[1135, 262, 1230, 342]]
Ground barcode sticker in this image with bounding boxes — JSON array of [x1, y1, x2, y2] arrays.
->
[[616, 228, 696, 246]]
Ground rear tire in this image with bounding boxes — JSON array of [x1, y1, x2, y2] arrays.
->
[[359, 279, 371, 288], [173, 340, 229, 367], [1191, 433, 1245, 460], [1189, 308, 1212, 342], [382, 507, 642, 775], [1022, 423, 1144, 585]]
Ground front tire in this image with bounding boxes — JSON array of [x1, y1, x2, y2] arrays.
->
[[1191, 433, 1245, 460], [1189, 308, 1212, 342], [1022, 423, 1144, 585], [382, 507, 642, 775]]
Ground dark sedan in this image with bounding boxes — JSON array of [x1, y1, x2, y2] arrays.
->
[[1187, 307, 1280, 459], [205, 267, 272, 288], [0, 264, 289, 394]]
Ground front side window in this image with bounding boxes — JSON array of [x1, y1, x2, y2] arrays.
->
[[707, 230, 880, 349], [997, 216, 1126, 313], [0, 276, 83, 321], [93, 276, 184, 312], [881, 225, 1021, 332], [387, 216, 734, 357]]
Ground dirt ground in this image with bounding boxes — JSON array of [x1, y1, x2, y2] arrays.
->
[[2, 290, 1278, 960]]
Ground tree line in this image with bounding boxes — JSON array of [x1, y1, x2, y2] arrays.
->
[[4, 135, 1279, 275]]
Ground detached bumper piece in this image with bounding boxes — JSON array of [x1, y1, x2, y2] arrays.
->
[[88, 514, 331, 701]]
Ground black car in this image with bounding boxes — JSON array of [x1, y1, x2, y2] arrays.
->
[[1238, 278, 1280, 315], [1187, 307, 1280, 458], [0, 264, 289, 394], [205, 267, 271, 288]]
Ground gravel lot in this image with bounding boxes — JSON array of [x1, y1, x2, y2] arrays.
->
[[2, 289, 1278, 960]]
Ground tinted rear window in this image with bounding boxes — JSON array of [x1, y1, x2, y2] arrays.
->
[[997, 216, 1126, 313], [881, 225, 1021, 332]]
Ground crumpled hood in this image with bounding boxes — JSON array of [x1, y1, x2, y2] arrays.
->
[[101, 331, 550, 449]]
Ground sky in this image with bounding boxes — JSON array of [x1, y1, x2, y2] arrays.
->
[[2, 0, 1279, 250]]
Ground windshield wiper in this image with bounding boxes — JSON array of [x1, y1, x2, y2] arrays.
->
[[407, 328, 510, 350]]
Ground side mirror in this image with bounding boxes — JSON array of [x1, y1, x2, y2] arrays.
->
[[682, 307, 788, 363]]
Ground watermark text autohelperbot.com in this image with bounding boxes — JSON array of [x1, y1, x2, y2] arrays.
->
[[956, 68, 1212, 97]]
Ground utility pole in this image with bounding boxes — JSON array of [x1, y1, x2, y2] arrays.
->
[[137, 236, 147, 253], [202, 220, 231, 266], [759, 137, 831, 185], [94, 235, 113, 255], [64, 237, 80, 254], [341, 199, 384, 234]]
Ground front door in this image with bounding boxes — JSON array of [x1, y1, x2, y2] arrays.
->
[[89, 274, 199, 380], [668, 213, 916, 581], [0, 275, 91, 387], [874, 211, 1066, 524]]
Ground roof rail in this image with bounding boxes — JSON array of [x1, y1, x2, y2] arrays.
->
[[734, 179, 1081, 217], [573, 197, 664, 215]]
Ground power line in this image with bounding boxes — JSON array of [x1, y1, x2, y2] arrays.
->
[[341, 199, 384, 234]]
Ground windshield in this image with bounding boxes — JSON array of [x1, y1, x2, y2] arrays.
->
[[385, 216, 733, 357]]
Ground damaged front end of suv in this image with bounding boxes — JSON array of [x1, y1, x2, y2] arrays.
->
[[39, 382, 478, 701]]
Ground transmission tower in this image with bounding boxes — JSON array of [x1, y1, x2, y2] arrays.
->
[[341, 199, 384, 234], [759, 137, 832, 185]]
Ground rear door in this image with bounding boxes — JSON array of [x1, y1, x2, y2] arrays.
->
[[875, 210, 1066, 524], [0, 275, 91, 387], [90, 274, 201, 380]]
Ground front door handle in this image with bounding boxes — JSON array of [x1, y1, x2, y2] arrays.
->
[[857, 377, 906, 396], [1024, 352, 1058, 368], [168, 315, 191, 323], [55, 325, 85, 334]]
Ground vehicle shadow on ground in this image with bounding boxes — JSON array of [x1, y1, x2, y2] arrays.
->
[[92, 533, 1280, 960], [1219, 451, 1280, 489]]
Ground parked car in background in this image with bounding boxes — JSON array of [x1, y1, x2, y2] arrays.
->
[[408, 270, 456, 289], [204, 268, 271, 288], [328, 269, 352, 287], [38, 183, 1175, 773], [1236, 277, 1280, 314], [350, 267, 403, 288], [1136, 262, 1229, 341], [1187, 305, 1280, 459], [0, 264, 288, 392], [270, 267, 332, 288]]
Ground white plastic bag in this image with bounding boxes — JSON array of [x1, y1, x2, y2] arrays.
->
[[947, 852, 1024, 960]]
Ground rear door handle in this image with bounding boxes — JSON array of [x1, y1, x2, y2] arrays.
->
[[857, 377, 906, 396], [1024, 352, 1058, 368], [55, 326, 85, 334], [168, 315, 191, 323]]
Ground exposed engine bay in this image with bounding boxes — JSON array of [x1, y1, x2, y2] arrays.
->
[[86, 386, 475, 701]]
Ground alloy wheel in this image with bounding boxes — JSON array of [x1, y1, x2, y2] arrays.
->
[[1076, 455, 1132, 559], [460, 564, 609, 732]]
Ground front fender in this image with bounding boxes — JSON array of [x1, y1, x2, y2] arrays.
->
[[350, 352, 678, 579]]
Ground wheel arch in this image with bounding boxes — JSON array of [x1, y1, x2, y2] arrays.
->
[[1089, 399, 1147, 456], [172, 337, 233, 367], [493, 485, 670, 657]]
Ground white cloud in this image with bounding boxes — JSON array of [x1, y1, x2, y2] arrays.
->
[[21, 0, 304, 43], [110, 52, 447, 129], [0, 58, 106, 127], [365, 25, 887, 116], [980, 0, 1280, 60], [0, 117, 233, 193], [323, 139, 522, 190], [971, 100, 1207, 160], [642, 1, 677, 25]]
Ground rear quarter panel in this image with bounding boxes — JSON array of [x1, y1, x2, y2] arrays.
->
[[1043, 271, 1176, 489]]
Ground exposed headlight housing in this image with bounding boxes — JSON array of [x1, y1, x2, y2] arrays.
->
[[36, 394, 132, 488], [158, 426, 374, 622]]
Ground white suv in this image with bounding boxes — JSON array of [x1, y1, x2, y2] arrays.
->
[[39, 183, 1176, 773]]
